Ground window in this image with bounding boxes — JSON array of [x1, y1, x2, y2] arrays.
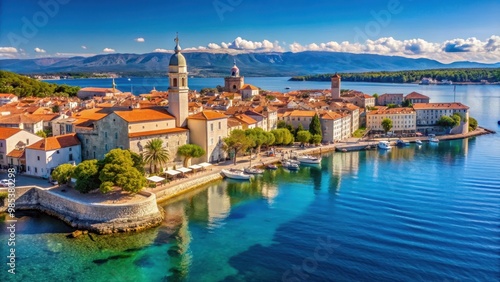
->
[[34, 167, 37, 173], [173, 78, 178, 87], [105, 132, 108, 138], [210, 138, 214, 145], [86, 150, 89, 157], [115, 132, 118, 139], [211, 124, 214, 132], [27, 166, 30, 172], [26, 139, 29, 145], [69, 154, 73, 161], [56, 150, 60, 154], [93, 152, 96, 158], [0, 143, 2, 147], [182, 78, 185, 87], [219, 122, 221, 130], [37, 156, 40, 161], [105, 144, 108, 151]]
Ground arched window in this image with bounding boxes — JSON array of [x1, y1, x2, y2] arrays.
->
[[181, 78, 185, 87], [232, 85, 237, 90], [173, 78, 178, 87]]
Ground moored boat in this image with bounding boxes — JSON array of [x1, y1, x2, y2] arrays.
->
[[415, 139, 423, 145], [428, 134, 439, 143], [282, 161, 299, 171], [244, 167, 264, 174], [297, 155, 322, 164], [396, 139, 410, 147], [221, 169, 252, 180], [266, 164, 278, 170], [378, 141, 392, 150]]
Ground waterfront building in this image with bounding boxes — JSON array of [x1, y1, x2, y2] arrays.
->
[[366, 107, 416, 134], [25, 133, 81, 178], [188, 110, 228, 163], [224, 61, 244, 93], [0, 127, 42, 170], [413, 102, 469, 134], [377, 93, 404, 106], [329, 102, 360, 135], [320, 111, 343, 143]]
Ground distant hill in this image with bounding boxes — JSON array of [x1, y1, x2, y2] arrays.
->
[[1, 51, 499, 77]]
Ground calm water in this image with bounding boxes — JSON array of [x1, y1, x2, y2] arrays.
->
[[1, 81, 499, 281]]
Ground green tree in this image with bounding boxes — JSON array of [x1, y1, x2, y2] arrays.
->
[[35, 130, 47, 138], [262, 131, 275, 149], [309, 114, 322, 137], [99, 149, 146, 194], [311, 134, 322, 145], [143, 138, 170, 174], [437, 115, 460, 129], [277, 120, 293, 132], [387, 103, 397, 108], [373, 93, 379, 99], [223, 129, 253, 165], [294, 123, 304, 138], [129, 151, 146, 175], [246, 128, 268, 154], [296, 130, 311, 146], [51, 105, 60, 113], [469, 116, 478, 131], [402, 99, 412, 107], [73, 160, 100, 193], [177, 144, 206, 167], [271, 128, 294, 146], [381, 118, 393, 134], [51, 164, 75, 185]]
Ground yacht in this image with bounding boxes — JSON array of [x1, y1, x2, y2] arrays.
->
[[297, 155, 322, 164], [428, 134, 439, 143], [244, 167, 264, 175], [396, 139, 410, 147], [415, 139, 423, 145], [221, 169, 252, 180], [282, 160, 299, 171], [378, 141, 392, 150]]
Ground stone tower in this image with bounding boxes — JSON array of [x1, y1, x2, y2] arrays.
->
[[224, 59, 244, 93], [331, 73, 341, 100], [168, 34, 189, 127]]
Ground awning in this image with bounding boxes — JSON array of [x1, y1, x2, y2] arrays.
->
[[199, 162, 212, 168], [147, 176, 165, 182], [165, 170, 181, 176], [177, 167, 192, 173], [188, 164, 202, 170]]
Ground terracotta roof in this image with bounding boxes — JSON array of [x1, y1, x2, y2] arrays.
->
[[233, 114, 257, 125], [288, 110, 316, 117], [0, 127, 22, 139], [412, 103, 469, 110], [33, 113, 60, 121], [227, 117, 242, 127], [114, 108, 175, 123], [128, 127, 188, 138], [73, 108, 111, 121], [241, 84, 259, 91], [7, 149, 24, 158], [0, 93, 16, 98], [332, 74, 341, 78], [367, 107, 415, 115], [188, 110, 227, 120], [321, 112, 342, 120], [405, 92, 430, 99], [0, 113, 45, 124], [79, 87, 122, 93], [27, 133, 80, 151]]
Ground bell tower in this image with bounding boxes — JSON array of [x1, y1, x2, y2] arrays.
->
[[331, 73, 341, 100], [224, 59, 244, 93], [168, 34, 189, 127]]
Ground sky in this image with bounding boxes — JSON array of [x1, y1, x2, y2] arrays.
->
[[0, 0, 499, 63]]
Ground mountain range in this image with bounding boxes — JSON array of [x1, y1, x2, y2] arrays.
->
[[1, 51, 499, 77]]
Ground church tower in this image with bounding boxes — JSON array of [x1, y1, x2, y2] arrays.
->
[[224, 59, 244, 93], [331, 73, 341, 100], [168, 34, 189, 127]]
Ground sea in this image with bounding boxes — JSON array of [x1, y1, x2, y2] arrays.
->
[[1, 79, 499, 282]]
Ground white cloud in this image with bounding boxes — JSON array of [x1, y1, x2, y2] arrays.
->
[[55, 52, 96, 57], [288, 36, 500, 63], [0, 47, 18, 53], [153, 48, 170, 53], [81, 45, 87, 49], [34, 47, 46, 53], [135, 37, 145, 43], [103, 48, 115, 53], [190, 37, 285, 53]]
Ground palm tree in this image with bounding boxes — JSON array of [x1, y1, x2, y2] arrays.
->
[[143, 138, 169, 174]]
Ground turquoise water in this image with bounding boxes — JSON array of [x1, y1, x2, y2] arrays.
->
[[1, 82, 499, 281]]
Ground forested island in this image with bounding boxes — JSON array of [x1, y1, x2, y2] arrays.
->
[[290, 68, 500, 84], [0, 70, 80, 97]]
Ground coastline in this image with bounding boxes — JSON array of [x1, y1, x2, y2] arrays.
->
[[1, 129, 493, 235]]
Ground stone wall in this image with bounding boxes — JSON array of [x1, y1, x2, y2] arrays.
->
[[156, 173, 223, 203], [0, 187, 164, 234]]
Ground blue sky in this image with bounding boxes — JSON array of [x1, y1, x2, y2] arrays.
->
[[0, 0, 499, 63]]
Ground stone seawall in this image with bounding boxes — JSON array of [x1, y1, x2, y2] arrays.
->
[[155, 173, 223, 203], [0, 187, 164, 234]]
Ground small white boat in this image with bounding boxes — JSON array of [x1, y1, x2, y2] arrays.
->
[[428, 134, 439, 143], [282, 161, 299, 171], [244, 167, 264, 174], [415, 139, 422, 145], [297, 155, 322, 164], [221, 169, 252, 180], [396, 139, 410, 147], [266, 164, 278, 170], [378, 141, 392, 150]]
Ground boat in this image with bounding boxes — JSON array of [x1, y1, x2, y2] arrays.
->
[[297, 155, 322, 164], [415, 139, 423, 145], [282, 161, 299, 171], [428, 134, 439, 143], [378, 141, 392, 150], [396, 139, 410, 147], [285, 87, 290, 90], [244, 167, 264, 174], [221, 169, 252, 180], [497, 120, 500, 125], [266, 164, 278, 170]]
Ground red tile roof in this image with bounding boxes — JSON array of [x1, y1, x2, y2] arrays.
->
[[188, 110, 227, 120], [128, 127, 188, 138], [412, 103, 469, 110], [0, 127, 22, 139], [7, 149, 25, 158], [27, 133, 80, 151], [241, 84, 259, 91], [114, 108, 175, 123]]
